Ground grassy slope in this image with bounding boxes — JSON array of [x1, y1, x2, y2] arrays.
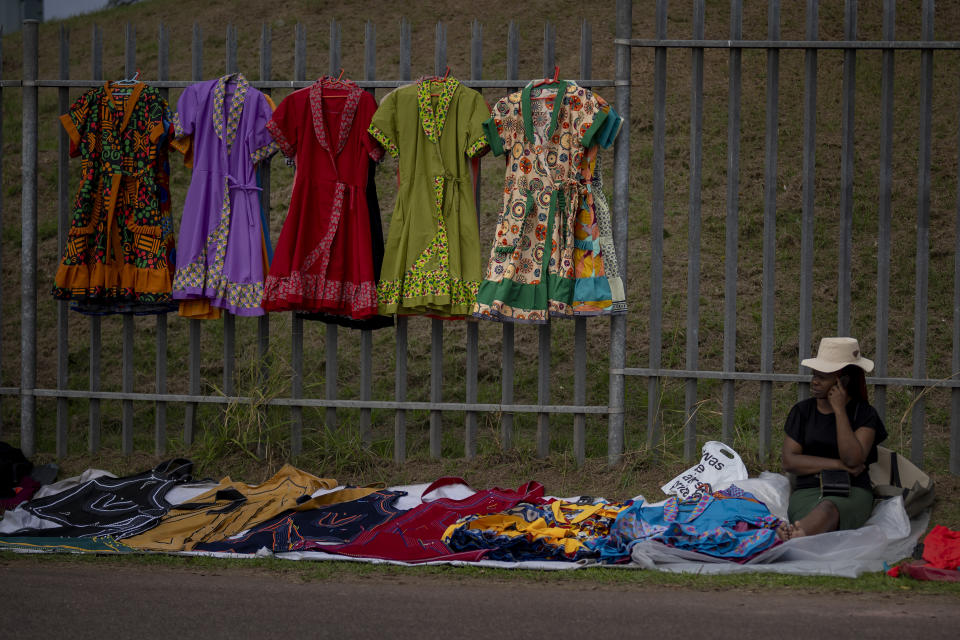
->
[[0, 0, 959, 533]]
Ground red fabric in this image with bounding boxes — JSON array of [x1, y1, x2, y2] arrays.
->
[[921, 525, 960, 570], [327, 481, 547, 563], [263, 79, 382, 317], [900, 560, 960, 582], [0, 476, 40, 511]]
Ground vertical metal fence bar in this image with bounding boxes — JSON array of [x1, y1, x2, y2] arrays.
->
[[759, 1, 780, 460], [184, 23, 202, 445], [89, 25, 103, 452], [876, 0, 895, 423], [56, 26, 70, 458], [324, 21, 341, 432], [721, 0, 742, 445], [536, 21, 556, 459], [360, 329, 373, 447], [360, 20, 375, 447], [290, 24, 307, 455], [683, 0, 705, 461], [399, 17, 411, 83], [121, 25, 137, 453], [465, 19, 482, 459], [223, 25, 237, 400], [648, 0, 667, 450], [258, 25, 272, 382], [0, 29, 4, 438], [325, 324, 338, 430], [330, 19, 341, 75], [798, 0, 818, 402], [954, 73, 960, 474], [394, 18, 411, 463], [295, 23, 306, 83], [837, 0, 856, 336], [429, 23, 447, 459], [226, 24, 237, 75], [122, 314, 134, 455], [575, 19, 591, 465], [609, 1, 631, 465], [155, 22, 170, 456], [912, 0, 934, 465], [953, 73, 960, 474], [19, 19, 38, 456], [501, 20, 519, 451]]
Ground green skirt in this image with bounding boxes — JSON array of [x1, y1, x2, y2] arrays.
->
[[787, 486, 875, 531]]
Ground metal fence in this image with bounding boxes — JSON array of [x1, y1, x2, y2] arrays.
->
[[3, 0, 960, 475]]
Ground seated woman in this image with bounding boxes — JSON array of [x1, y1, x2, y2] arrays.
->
[[778, 337, 886, 540]]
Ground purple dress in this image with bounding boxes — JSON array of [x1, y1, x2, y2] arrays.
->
[[171, 74, 277, 316]]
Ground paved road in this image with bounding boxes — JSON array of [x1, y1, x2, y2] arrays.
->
[[2, 562, 957, 639]]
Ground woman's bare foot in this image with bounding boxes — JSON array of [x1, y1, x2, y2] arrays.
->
[[776, 521, 808, 541]]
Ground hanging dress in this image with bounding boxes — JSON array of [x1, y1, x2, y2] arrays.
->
[[170, 73, 277, 317], [571, 105, 626, 316], [368, 77, 491, 317], [263, 77, 384, 319], [473, 80, 610, 323], [53, 82, 176, 314]]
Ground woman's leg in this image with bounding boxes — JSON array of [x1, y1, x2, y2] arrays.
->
[[790, 499, 839, 537]]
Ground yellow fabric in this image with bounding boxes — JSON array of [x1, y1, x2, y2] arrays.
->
[[123, 464, 337, 551], [441, 500, 628, 556], [178, 298, 222, 319]]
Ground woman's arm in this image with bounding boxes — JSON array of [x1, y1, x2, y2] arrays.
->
[[781, 435, 864, 476], [829, 383, 873, 467]]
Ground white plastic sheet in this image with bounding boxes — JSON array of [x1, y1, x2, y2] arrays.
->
[[630, 472, 928, 577]]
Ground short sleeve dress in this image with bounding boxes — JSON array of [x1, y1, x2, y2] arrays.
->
[[368, 77, 490, 317], [473, 80, 610, 323], [263, 78, 384, 319], [171, 74, 277, 317], [53, 82, 176, 313]]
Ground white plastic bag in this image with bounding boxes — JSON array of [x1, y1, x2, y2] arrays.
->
[[660, 441, 748, 499]]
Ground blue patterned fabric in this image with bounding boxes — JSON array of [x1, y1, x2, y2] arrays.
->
[[596, 485, 782, 562]]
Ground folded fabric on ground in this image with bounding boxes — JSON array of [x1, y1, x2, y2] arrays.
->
[[7, 459, 193, 538], [122, 464, 337, 551], [596, 485, 782, 563], [323, 479, 548, 563], [194, 488, 406, 553], [443, 499, 631, 562], [0, 535, 135, 554]]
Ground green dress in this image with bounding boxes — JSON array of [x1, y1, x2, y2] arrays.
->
[[368, 77, 490, 317]]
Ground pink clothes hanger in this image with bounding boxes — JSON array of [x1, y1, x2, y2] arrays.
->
[[530, 66, 560, 100]]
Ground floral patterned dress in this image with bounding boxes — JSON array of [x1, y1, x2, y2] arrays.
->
[[368, 77, 490, 317], [474, 80, 611, 323], [54, 82, 176, 313]]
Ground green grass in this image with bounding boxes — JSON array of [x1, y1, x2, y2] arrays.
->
[[3, 551, 960, 596]]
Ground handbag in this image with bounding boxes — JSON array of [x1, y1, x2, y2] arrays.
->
[[819, 469, 851, 498], [869, 446, 935, 519]]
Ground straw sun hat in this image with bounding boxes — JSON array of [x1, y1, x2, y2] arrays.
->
[[800, 337, 874, 373]]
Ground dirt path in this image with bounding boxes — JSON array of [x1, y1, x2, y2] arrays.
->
[[3, 562, 957, 638]]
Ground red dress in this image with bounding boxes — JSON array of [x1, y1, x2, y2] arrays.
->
[[263, 78, 383, 316]]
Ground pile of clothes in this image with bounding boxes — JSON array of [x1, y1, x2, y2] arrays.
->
[[0, 441, 931, 576], [0, 448, 784, 564]]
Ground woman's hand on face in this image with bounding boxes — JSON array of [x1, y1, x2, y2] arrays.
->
[[827, 377, 848, 412]]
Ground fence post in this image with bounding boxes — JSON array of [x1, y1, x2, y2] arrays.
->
[[360, 20, 375, 448], [500, 20, 519, 452], [573, 19, 591, 466], [20, 19, 39, 457], [56, 26, 70, 458], [798, 0, 818, 403], [759, 0, 780, 460], [326, 19, 341, 433], [465, 19, 483, 460], [684, 0, 705, 462], [184, 22, 202, 446], [648, 0, 667, 452], [913, 0, 935, 465], [0, 27, 4, 440], [89, 24, 103, 453], [609, 0, 631, 465], [394, 17, 411, 464], [722, 0, 743, 445]]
